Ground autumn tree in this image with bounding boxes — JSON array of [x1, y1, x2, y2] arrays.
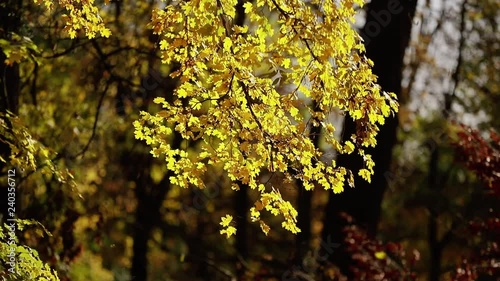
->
[[135, 0, 398, 238], [1, 0, 116, 280]]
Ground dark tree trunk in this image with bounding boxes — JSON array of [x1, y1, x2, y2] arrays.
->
[[0, 0, 22, 147], [0, 0, 21, 114], [295, 185, 313, 262], [235, 182, 249, 277], [0, 0, 22, 111], [0, 0, 22, 222], [234, 2, 250, 279], [130, 173, 155, 281], [426, 2, 467, 280], [131, 183, 168, 281], [295, 116, 321, 264], [427, 142, 443, 281], [130, 131, 181, 281], [129, 53, 180, 280], [0, 61, 20, 116], [321, 0, 417, 277]]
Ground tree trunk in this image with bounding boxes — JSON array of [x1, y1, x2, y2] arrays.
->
[[234, 2, 250, 279], [129, 53, 180, 280], [130, 175, 156, 281], [295, 117, 321, 264], [295, 185, 312, 262], [0, 0, 22, 222], [130, 132, 181, 281], [427, 143, 442, 281], [321, 0, 417, 276], [234, 183, 248, 261], [0, 0, 21, 114]]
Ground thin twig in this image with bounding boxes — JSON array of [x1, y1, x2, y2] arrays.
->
[[445, 0, 467, 117], [71, 82, 110, 159]]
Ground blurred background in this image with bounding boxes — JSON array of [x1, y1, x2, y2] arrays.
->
[[0, 0, 498, 280]]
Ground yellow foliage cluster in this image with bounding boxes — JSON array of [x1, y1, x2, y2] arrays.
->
[[250, 187, 299, 235], [220, 215, 237, 238], [34, 0, 111, 38], [0, 220, 60, 281], [134, 0, 398, 236], [0, 113, 75, 185], [0, 34, 40, 66]]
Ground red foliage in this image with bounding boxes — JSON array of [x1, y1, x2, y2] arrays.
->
[[450, 124, 500, 281], [342, 220, 419, 281], [452, 124, 500, 194]]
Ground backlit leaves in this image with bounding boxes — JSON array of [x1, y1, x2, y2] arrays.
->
[[34, 0, 111, 39], [0, 113, 75, 185], [134, 0, 398, 236], [220, 215, 237, 238], [0, 221, 60, 281]]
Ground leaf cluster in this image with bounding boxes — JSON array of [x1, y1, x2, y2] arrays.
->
[[134, 0, 398, 236]]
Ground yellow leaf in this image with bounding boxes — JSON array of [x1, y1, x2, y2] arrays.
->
[[243, 2, 253, 13], [160, 40, 168, 50], [177, 88, 188, 98], [259, 220, 270, 235], [234, 25, 249, 34], [223, 37, 232, 52], [250, 207, 260, 220], [100, 28, 111, 38], [216, 26, 225, 36], [344, 141, 355, 154], [220, 226, 236, 238], [375, 251, 386, 259], [282, 58, 291, 68], [153, 97, 165, 104], [326, 123, 335, 133], [352, 109, 363, 120], [358, 169, 371, 183], [220, 215, 233, 227]]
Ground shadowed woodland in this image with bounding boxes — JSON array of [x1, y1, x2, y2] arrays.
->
[[0, 0, 498, 281]]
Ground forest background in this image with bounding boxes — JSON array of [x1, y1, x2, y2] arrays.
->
[[0, 0, 498, 281]]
